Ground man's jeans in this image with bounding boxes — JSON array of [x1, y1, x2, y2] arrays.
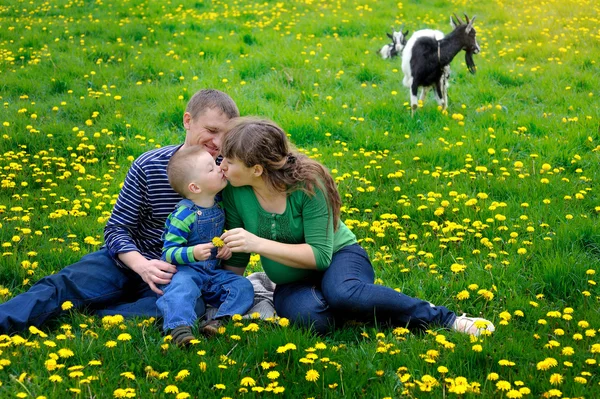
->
[[273, 244, 457, 334], [157, 265, 254, 331], [0, 249, 203, 334]]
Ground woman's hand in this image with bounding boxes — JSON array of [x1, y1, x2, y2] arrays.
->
[[221, 228, 260, 253], [216, 245, 232, 260]]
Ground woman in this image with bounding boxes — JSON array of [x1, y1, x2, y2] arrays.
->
[[219, 117, 494, 336]]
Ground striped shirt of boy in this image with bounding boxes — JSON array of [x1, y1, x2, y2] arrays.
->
[[162, 206, 199, 265]]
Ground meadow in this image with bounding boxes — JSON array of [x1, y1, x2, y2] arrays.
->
[[1, 0, 599, 397]]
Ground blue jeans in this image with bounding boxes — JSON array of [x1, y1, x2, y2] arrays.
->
[[0, 249, 206, 334], [157, 265, 254, 330], [274, 244, 456, 334]]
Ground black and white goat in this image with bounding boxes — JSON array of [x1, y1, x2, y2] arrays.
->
[[401, 14, 479, 114], [379, 29, 409, 59]]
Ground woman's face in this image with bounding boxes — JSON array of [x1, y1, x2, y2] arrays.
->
[[220, 157, 256, 187]]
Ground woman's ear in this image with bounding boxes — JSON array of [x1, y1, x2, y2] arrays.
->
[[252, 165, 264, 177]]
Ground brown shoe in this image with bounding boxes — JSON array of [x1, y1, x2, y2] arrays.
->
[[171, 325, 196, 347], [200, 320, 222, 337]]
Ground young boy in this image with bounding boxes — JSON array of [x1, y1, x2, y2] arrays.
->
[[157, 145, 254, 346]]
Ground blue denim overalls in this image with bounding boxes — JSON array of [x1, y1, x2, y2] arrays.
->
[[157, 199, 254, 330]]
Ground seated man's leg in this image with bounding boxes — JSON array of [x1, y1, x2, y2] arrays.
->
[[273, 280, 336, 335], [204, 270, 254, 319], [0, 249, 133, 334]]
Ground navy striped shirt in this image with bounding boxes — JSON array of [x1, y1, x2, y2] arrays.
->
[[104, 145, 183, 266]]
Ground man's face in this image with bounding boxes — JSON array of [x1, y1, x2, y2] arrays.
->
[[183, 108, 230, 158]]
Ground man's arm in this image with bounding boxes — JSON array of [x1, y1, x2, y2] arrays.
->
[[104, 157, 177, 295]]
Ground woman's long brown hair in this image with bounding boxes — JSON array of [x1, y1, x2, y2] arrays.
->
[[222, 117, 342, 230]]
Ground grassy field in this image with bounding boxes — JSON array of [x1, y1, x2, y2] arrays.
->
[[1, 0, 599, 397]]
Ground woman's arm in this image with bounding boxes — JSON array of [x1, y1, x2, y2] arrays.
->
[[222, 228, 317, 269]]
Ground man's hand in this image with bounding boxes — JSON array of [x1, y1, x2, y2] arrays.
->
[[221, 228, 261, 253], [193, 242, 215, 261], [124, 257, 178, 295]]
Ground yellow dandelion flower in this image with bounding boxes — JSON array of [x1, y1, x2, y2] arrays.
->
[[212, 237, 224, 247], [175, 370, 190, 381], [164, 385, 179, 394], [305, 369, 319, 382], [267, 371, 280, 379], [549, 373, 563, 385], [176, 393, 190, 399], [61, 301, 73, 310], [278, 318, 290, 327], [117, 333, 131, 341], [240, 377, 256, 386], [496, 380, 511, 391]]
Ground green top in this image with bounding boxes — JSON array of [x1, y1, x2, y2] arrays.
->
[[222, 184, 357, 284]]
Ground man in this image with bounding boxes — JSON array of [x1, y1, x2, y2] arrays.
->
[[0, 89, 239, 333]]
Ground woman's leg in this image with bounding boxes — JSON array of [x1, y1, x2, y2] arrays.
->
[[321, 244, 456, 331], [273, 279, 336, 334]]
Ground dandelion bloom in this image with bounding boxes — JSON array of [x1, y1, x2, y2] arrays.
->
[[506, 389, 523, 398], [241, 377, 256, 386], [61, 301, 73, 310], [549, 374, 563, 385], [496, 380, 511, 391], [305, 369, 320, 382], [212, 237, 224, 247], [164, 385, 179, 394], [176, 393, 190, 399]]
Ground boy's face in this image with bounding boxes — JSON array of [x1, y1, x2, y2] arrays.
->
[[183, 107, 230, 158], [191, 151, 228, 196]]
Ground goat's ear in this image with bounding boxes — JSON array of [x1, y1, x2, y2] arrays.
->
[[387, 32, 393, 39], [403, 29, 409, 37], [466, 15, 476, 34]]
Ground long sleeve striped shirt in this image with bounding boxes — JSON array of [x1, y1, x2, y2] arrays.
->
[[103, 145, 183, 266]]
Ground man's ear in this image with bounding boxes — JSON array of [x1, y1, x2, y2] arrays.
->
[[188, 182, 202, 194], [252, 165, 264, 177], [183, 112, 192, 130]]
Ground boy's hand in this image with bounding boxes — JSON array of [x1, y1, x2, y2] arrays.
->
[[193, 242, 214, 261], [217, 245, 232, 260]]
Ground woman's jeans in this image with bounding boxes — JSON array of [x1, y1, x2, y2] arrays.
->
[[156, 265, 254, 331], [274, 244, 457, 334], [0, 249, 204, 334]]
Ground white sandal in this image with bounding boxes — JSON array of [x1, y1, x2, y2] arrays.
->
[[452, 313, 495, 336]]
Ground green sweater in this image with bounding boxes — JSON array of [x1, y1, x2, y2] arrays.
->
[[222, 184, 357, 284]]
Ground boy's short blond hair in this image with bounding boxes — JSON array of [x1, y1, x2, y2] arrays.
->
[[167, 146, 207, 196]]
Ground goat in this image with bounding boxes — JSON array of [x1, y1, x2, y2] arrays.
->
[[401, 14, 479, 114], [379, 29, 409, 59]]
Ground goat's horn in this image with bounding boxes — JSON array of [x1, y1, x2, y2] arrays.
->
[[463, 13, 470, 24], [453, 13, 464, 25], [469, 15, 476, 25]]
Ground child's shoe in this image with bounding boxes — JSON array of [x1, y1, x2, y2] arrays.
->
[[171, 325, 196, 347], [200, 320, 222, 337]]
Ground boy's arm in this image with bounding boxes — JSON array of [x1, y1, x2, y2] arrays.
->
[[162, 209, 215, 264]]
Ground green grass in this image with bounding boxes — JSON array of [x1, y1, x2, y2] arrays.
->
[[1, 0, 600, 397]]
